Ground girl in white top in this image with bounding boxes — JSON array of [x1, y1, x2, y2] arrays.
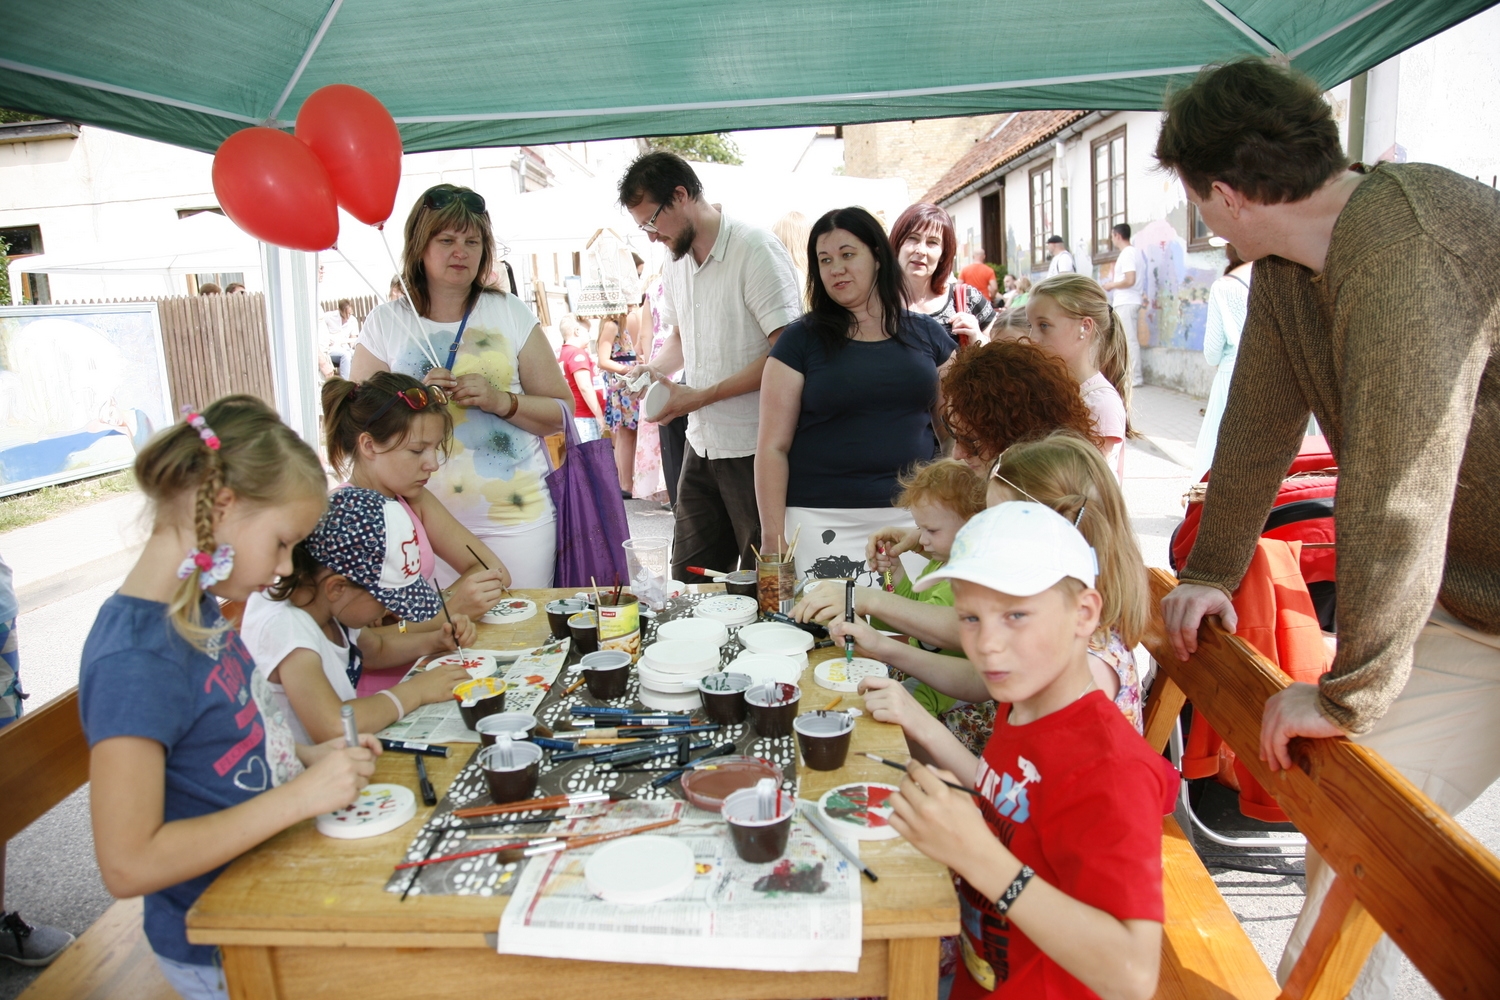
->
[[1005, 273, 1134, 478], [241, 487, 474, 743], [1193, 244, 1252, 479], [351, 184, 572, 587]]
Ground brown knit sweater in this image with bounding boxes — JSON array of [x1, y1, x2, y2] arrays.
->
[[1181, 163, 1500, 735]]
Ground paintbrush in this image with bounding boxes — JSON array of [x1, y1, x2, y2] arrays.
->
[[860, 753, 985, 798], [410, 818, 681, 870], [400, 820, 454, 900], [394, 837, 561, 870], [786, 522, 803, 562], [844, 578, 856, 665], [563, 674, 588, 696], [432, 579, 466, 662], [799, 801, 878, 883], [452, 789, 626, 819], [415, 753, 436, 806], [465, 543, 509, 598], [591, 575, 605, 611]]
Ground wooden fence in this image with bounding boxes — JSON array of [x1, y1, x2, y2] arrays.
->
[[58, 294, 276, 410], [320, 294, 380, 325]]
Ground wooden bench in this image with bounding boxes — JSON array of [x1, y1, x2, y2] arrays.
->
[[0, 688, 175, 1000], [1139, 567, 1500, 999]]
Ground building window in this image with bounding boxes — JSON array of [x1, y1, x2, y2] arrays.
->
[[981, 191, 1004, 273], [1091, 127, 1127, 259], [21, 272, 50, 305], [1187, 201, 1215, 251], [1029, 164, 1053, 269], [0, 225, 44, 257]]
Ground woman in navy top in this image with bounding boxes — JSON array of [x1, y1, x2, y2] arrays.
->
[[756, 206, 957, 583]]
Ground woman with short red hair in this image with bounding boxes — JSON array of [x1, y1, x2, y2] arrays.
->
[[889, 203, 995, 345]]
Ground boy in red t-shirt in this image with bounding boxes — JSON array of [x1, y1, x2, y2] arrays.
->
[[860, 502, 1179, 1000]]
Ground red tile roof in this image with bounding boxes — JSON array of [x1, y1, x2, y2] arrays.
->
[[922, 110, 1089, 205]]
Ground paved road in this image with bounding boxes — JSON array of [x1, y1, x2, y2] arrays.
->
[[1, 389, 1493, 998]]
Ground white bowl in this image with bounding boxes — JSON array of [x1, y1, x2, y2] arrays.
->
[[642, 380, 671, 422], [641, 639, 720, 676], [730, 652, 803, 688], [656, 617, 729, 649], [737, 622, 815, 655], [637, 684, 703, 712]]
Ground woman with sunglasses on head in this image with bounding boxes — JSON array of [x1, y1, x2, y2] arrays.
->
[[352, 185, 572, 587]]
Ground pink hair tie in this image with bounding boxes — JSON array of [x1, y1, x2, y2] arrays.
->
[[181, 406, 221, 450]]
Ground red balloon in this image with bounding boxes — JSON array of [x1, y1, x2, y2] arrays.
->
[[212, 128, 338, 252], [296, 84, 403, 227]]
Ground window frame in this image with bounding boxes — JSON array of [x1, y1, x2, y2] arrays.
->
[[1090, 126, 1128, 261], [0, 224, 44, 257], [1028, 163, 1054, 270], [1186, 201, 1216, 251]]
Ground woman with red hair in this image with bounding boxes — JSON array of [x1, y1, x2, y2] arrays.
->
[[889, 203, 995, 346]]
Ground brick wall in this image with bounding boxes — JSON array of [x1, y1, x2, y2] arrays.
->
[[844, 115, 1007, 202]]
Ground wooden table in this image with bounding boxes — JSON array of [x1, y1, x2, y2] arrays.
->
[[188, 588, 959, 1000]]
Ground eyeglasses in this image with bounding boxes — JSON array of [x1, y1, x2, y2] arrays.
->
[[939, 411, 983, 458], [362, 385, 450, 428], [639, 200, 670, 235], [423, 185, 486, 215]]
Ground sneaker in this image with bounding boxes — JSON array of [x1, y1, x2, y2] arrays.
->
[[0, 912, 75, 967]]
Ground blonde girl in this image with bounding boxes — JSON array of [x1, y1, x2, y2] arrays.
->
[[796, 460, 986, 716], [1016, 273, 1134, 475], [323, 372, 510, 621], [79, 397, 378, 999]]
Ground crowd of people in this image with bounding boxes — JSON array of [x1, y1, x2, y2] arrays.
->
[[0, 56, 1485, 1000]]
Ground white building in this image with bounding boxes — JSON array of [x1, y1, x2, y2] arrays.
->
[[929, 7, 1500, 395]]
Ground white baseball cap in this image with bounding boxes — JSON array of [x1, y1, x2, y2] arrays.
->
[[913, 502, 1098, 596]]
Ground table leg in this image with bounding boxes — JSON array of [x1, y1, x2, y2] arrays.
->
[[222, 945, 280, 1000], [887, 937, 940, 1000]]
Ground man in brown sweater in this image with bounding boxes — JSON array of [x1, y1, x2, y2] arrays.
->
[[1156, 60, 1499, 998]]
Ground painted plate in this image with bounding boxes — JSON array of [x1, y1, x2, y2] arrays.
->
[[481, 598, 537, 625], [693, 594, 758, 625], [814, 656, 890, 693], [816, 782, 901, 841], [424, 650, 499, 680], [316, 783, 417, 840]]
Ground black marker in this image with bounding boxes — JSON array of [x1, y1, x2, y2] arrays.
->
[[415, 754, 437, 806], [379, 738, 450, 757]]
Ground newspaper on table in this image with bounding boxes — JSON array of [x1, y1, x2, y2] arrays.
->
[[377, 639, 569, 744], [497, 799, 862, 972]]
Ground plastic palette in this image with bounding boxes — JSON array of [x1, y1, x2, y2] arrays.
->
[[680, 755, 785, 812], [692, 594, 758, 626]]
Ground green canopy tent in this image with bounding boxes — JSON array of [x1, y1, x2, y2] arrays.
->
[[1, 0, 1495, 154]]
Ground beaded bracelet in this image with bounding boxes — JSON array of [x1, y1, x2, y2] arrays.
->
[[995, 864, 1035, 916]]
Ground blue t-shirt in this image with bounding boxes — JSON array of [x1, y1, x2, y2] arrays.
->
[[79, 593, 268, 966], [769, 312, 956, 508]]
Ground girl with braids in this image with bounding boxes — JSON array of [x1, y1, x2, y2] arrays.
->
[[1011, 273, 1136, 477], [322, 371, 510, 620], [833, 431, 1150, 755], [78, 396, 379, 1000]]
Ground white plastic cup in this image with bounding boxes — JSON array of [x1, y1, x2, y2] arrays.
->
[[623, 538, 670, 610]]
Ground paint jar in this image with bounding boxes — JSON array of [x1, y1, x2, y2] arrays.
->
[[475, 712, 537, 747], [723, 570, 758, 599], [581, 650, 632, 701], [744, 681, 801, 738], [698, 671, 752, 725], [597, 593, 641, 658], [794, 710, 855, 771], [453, 677, 507, 730], [546, 599, 589, 640], [721, 785, 795, 863], [568, 611, 599, 655], [479, 740, 543, 804], [756, 554, 796, 615]]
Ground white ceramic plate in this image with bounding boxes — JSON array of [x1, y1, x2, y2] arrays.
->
[[642, 380, 671, 422], [656, 617, 729, 649], [424, 650, 499, 680], [642, 639, 720, 676], [480, 598, 537, 625], [316, 784, 417, 840], [693, 594, 758, 626], [816, 782, 901, 841], [814, 656, 890, 693], [737, 621, 814, 654], [585, 835, 695, 904], [730, 652, 803, 688], [637, 685, 703, 712]]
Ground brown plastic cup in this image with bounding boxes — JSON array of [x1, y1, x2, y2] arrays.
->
[[479, 741, 543, 804], [794, 710, 855, 771], [721, 786, 795, 863], [568, 611, 599, 655], [475, 712, 537, 747], [581, 650, 632, 700], [744, 682, 801, 738], [698, 671, 751, 725], [453, 678, 507, 730], [723, 570, 758, 599], [546, 599, 589, 639]]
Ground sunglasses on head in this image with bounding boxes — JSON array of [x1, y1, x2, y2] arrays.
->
[[423, 185, 486, 215], [363, 385, 450, 428]]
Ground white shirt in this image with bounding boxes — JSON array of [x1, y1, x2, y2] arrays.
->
[[322, 312, 358, 352], [1047, 249, 1077, 276], [658, 214, 803, 459], [241, 591, 361, 746], [1111, 245, 1144, 307]]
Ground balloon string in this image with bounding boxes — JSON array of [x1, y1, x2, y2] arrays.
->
[[331, 244, 384, 299], [378, 224, 443, 371]]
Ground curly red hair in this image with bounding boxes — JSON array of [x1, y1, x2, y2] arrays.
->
[[941, 341, 1102, 464]]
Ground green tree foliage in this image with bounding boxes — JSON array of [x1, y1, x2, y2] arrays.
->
[[0, 108, 46, 124], [645, 133, 743, 165], [0, 234, 10, 307]]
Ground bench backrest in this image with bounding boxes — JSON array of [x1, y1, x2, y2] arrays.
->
[[1140, 568, 1500, 1000], [0, 687, 89, 845]]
